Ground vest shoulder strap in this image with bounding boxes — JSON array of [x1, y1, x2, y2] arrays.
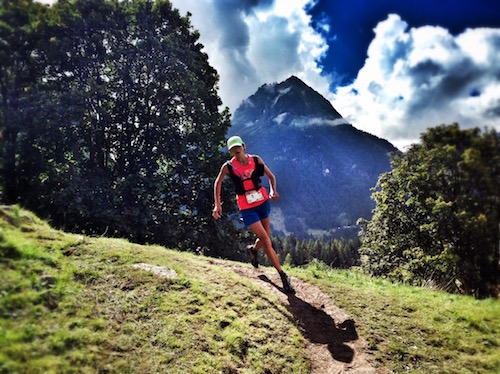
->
[[226, 160, 234, 176]]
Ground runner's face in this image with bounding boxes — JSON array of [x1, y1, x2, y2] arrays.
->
[[229, 145, 244, 159]]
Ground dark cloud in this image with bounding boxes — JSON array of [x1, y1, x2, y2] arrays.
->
[[171, 0, 331, 111], [439, 61, 480, 96], [407, 58, 484, 116], [485, 99, 500, 118], [486, 33, 500, 79], [248, 16, 303, 78], [488, 32, 500, 46], [411, 60, 444, 84], [213, 0, 274, 50]]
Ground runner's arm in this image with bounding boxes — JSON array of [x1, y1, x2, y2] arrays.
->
[[257, 156, 279, 201], [213, 163, 229, 219]]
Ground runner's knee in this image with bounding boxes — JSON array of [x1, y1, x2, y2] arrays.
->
[[259, 235, 272, 249]]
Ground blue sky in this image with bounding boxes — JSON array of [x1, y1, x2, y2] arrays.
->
[[170, 0, 500, 149]]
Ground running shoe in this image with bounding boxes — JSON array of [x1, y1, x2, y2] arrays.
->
[[246, 244, 258, 268], [279, 271, 295, 294]]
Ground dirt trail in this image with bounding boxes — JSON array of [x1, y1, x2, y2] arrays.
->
[[212, 260, 383, 374]]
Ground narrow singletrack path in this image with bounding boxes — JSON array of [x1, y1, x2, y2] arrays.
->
[[211, 260, 384, 373]]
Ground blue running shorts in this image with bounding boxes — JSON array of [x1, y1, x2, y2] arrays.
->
[[240, 200, 271, 226]]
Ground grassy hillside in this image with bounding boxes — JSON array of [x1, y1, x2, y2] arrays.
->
[[1, 205, 499, 373], [296, 263, 499, 373]]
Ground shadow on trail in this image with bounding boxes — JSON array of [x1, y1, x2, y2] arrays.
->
[[258, 274, 357, 363]]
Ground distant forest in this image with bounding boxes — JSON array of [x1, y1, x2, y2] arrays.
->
[[1, 0, 498, 297]]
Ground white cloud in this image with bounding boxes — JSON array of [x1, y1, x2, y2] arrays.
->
[[170, 0, 332, 111], [174, 2, 500, 150], [332, 14, 500, 150]]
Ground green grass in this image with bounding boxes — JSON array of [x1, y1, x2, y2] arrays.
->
[[0, 206, 308, 373], [294, 260, 500, 373], [1, 205, 499, 373]]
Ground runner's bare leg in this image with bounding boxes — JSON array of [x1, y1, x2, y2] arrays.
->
[[249, 218, 282, 272]]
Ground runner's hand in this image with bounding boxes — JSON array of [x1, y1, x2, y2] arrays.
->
[[212, 204, 222, 219]]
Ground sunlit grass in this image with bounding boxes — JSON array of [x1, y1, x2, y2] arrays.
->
[[0, 206, 309, 373], [1, 206, 498, 373], [293, 261, 500, 373]]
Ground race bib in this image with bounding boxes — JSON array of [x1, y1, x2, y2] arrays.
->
[[245, 190, 264, 204]]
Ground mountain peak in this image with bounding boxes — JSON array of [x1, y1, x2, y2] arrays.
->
[[228, 76, 397, 236], [233, 76, 344, 128]]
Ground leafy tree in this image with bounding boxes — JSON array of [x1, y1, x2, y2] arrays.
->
[[0, 0, 49, 201], [1, 0, 238, 254], [359, 124, 499, 297]]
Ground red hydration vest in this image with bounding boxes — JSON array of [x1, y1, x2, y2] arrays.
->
[[227, 155, 269, 210]]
